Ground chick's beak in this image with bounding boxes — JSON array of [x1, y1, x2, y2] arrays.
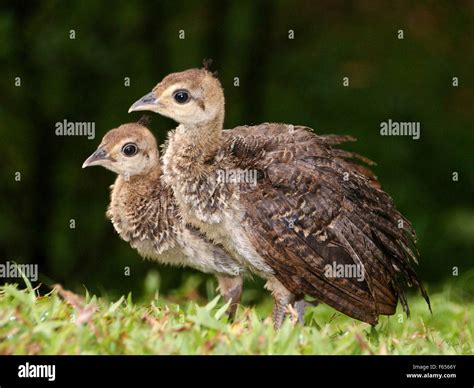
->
[[82, 147, 113, 168], [128, 91, 159, 113]]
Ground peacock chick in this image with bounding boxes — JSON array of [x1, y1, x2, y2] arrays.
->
[[128, 68, 431, 329], [82, 121, 244, 319]]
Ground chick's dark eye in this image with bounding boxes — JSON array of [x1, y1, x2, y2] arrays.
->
[[121, 143, 138, 157], [173, 90, 190, 104]]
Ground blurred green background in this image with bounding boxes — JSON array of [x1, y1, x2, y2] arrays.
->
[[0, 0, 473, 304]]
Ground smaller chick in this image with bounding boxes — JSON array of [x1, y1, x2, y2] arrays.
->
[[82, 121, 244, 319]]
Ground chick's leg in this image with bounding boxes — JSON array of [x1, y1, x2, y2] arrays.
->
[[293, 298, 320, 325], [265, 277, 296, 329], [216, 275, 243, 321]]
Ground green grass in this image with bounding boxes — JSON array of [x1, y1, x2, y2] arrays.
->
[[0, 281, 472, 355]]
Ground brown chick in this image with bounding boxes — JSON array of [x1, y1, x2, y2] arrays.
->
[[128, 68, 431, 329], [82, 121, 244, 319]]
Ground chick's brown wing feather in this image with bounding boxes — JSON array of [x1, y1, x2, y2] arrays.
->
[[222, 123, 430, 323], [241, 166, 390, 324]]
